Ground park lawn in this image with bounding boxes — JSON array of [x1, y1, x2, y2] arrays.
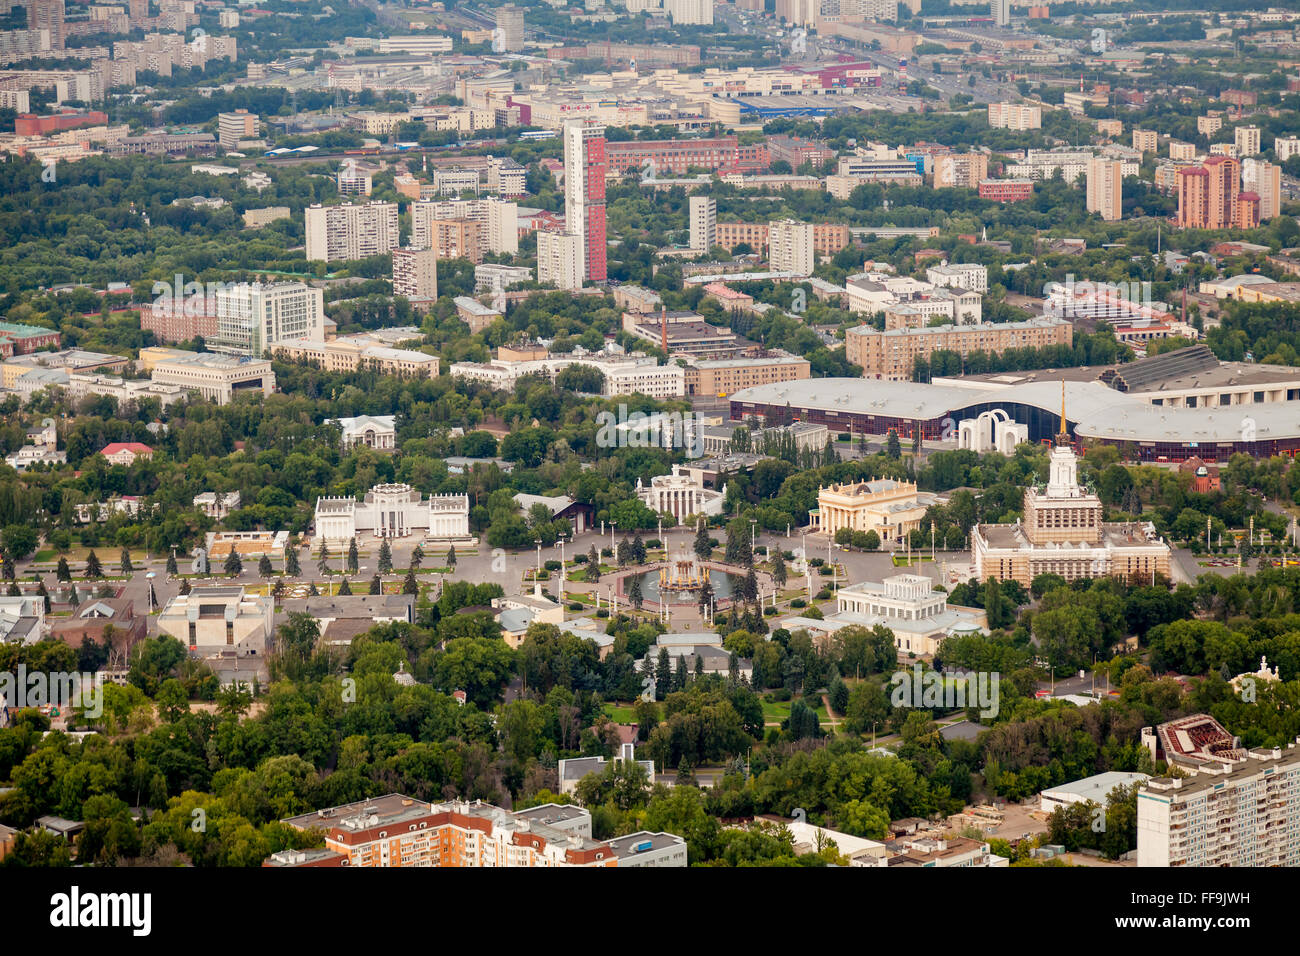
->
[[891, 555, 935, 567], [603, 704, 639, 723], [761, 698, 828, 721], [33, 550, 56, 563]]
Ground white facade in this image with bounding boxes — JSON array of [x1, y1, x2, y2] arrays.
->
[[305, 201, 400, 263], [537, 231, 583, 290], [925, 263, 988, 294], [411, 198, 518, 256], [1086, 157, 1123, 222], [958, 409, 1028, 455], [314, 484, 470, 543], [1235, 125, 1261, 158], [215, 282, 324, 355], [1243, 158, 1281, 220], [987, 103, 1041, 130], [768, 219, 815, 276], [664, 0, 712, 24], [194, 490, 241, 519], [1275, 136, 1300, 162], [1138, 744, 1300, 868], [636, 464, 724, 522], [331, 414, 397, 451], [689, 195, 716, 253]]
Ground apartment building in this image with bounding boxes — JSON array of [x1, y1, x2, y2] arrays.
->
[[1177, 156, 1243, 230], [665, 0, 713, 25], [217, 109, 257, 149], [278, 795, 685, 868], [214, 282, 324, 356], [304, 201, 399, 262], [1197, 115, 1223, 136], [978, 179, 1034, 203], [924, 263, 988, 294], [1131, 129, 1158, 154], [1276, 136, 1300, 162], [1168, 141, 1197, 161], [392, 248, 438, 302], [604, 136, 767, 176], [1235, 125, 1261, 158], [987, 102, 1041, 130], [932, 152, 988, 189], [689, 195, 716, 252], [768, 134, 835, 170], [564, 120, 607, 283], [845, 318, 1072, 381], [411, 198, 517, 256], [1086, 157, 1123, 222], [537, 231, 583, 291], [683, 353, 811, 397], [1138, 734, 1300, 868], [714, 221, 849, 257], [1243, 158, 1281, 221], [768, 219, 816, 276], [417, 217, 482, 263]]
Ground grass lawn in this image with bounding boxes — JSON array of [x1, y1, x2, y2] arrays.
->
[[892, 555, 935, 567], [761, 698, 828, 721], [603, 704, 639, 723]]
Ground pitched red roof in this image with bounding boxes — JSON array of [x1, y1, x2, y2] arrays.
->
[[99, 442, 154, 455]]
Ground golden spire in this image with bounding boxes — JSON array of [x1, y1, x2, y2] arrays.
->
[[1058, 380, 1069, 444]]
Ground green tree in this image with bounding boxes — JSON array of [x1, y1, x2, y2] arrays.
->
[[84, 550, 102, 579], [369, 574, 382, 595], [258, 555, 273, 578], [377, 538, 392, 574], [411, 544, 424, 570], [225, 550, 243, 577], [119, 548, 133, 576], [446, 545, 457, 569], [694, 521, 712, 560], [586, 545, 600, 582], [317, 540, 331, 576], [403, 569, 419, 595], [56, 556, 71, 582], [347, 537, 359, 574], [285, 546, 301, 577], [165, 552, 178, 576], [771, 550, 788, 587], [627, 575, 644, 609]]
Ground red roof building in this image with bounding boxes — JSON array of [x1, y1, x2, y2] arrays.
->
[[99, 442, 154, 465]]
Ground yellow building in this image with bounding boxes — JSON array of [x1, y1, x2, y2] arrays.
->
[[812, 478, 940, 548], [973, 442, 1170, 588]]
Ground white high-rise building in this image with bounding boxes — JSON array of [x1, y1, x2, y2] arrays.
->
[[392, 248, 438, 301], [1243, 158, 1282, 220], [1138, 723, 1300, 868], [411, 199, 516, 256], [768, 219, 815, 276], [215, 282, 324, 356], [304, 201, 399, 262], [537, 231, 583, 291], [689, 196, 716, 253], [987, 103, 1041, 130], [990, 0, 1009, 27], [664, 0, 712, 24], [1086, 157, 1123, 222], [1235, 125, 1261, 158]]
